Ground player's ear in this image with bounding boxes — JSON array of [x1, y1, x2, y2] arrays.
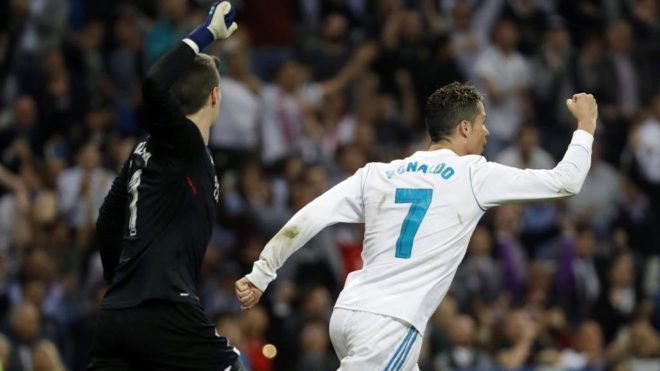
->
[[458, 120, 471, 138], [210, 86, 220, 106]]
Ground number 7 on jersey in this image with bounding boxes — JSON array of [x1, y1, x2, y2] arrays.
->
[[394, 188, 433, 259]]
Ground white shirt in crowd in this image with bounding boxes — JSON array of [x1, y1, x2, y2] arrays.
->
[[211, 77, 261, 150], [247, 130, 593, 333], [634, 116, 660, 183], [475, 47, 531, 141], [57, 167, 113, 229], [495, 145, 555, 170], [260, 84, 323, 164]]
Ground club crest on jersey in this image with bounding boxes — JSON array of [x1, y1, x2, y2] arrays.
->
[[386, 161, 455, 180]]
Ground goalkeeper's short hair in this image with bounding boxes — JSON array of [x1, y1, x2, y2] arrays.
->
[[173, 53, 221, 115]]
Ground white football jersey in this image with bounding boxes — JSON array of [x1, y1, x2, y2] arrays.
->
[[247, 130, 593, 333]]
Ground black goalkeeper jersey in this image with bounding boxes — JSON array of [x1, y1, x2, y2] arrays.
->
[[96, 42, 220, 308]]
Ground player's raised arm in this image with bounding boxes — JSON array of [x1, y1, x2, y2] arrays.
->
[[236, 166, 369, 309], [470, 93, 597, 209], [141, 1, 237, 132]]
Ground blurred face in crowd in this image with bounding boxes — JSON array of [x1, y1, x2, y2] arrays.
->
[[576, 227, 596, 258], [546, 26, 570, 52], [300, 321, 328, 353], [323, 14, 349, 43], [41, 50, 66, 76], [216, 316, 243, 347], [452, 2, 473, 31], [32, 340, 63, 371], [607, 20, 634, 54], [77, 142, 101, 171], [13, 95, 38, 129], [20, 163, 42, 190], [609, 254, 634, 288], [451, 315, 476, 347], [10, 301, 40, 342], [302, 286, 331, 320], [575, 320, 604, 356], [493, 20, 519, 52], [468, 225, 492, 257], [401, 10, 424, 41], [338, 146, 367, 175], [323, 92, 348, 120], [160, 0, 188, 22], [517, 126, 538, 155], [503, 310, 528, 341], [432, 295, 457, 329], [226, 49, 250, 77], [276, 61, 301, 93], [0, 336, 9, 369], [241, 305, 269, 339], [465, 101, 489, 155], [650, 94, 660, 119]]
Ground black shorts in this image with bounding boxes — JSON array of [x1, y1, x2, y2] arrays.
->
[[89, 300, 241, 371]]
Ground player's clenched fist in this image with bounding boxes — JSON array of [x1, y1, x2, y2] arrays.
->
[[235, 277, 262, 310], [566, 93, 598, 135]]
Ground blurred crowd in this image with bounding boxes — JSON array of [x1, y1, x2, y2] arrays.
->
[[0, 0, 659, 370]]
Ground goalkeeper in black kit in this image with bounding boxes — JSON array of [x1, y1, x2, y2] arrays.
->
[[88, 2, 244, 370]]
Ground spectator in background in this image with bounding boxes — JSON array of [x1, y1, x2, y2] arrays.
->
[[0, 162, 56, 253], [494, 205, 528, 303], [556, 224, 603, 322], [500, 0, 549, 56], [108, 10, 144, 100], [593, 254, 638, 343], [560, 320, 606, 370], [242, 0, 297, 81], [241, 305, 273, 371], [607, 311, 660, 369], [451, 225, 502, 311], [211, 33, 262, 173], [0, 95, 42, 158], [297, 13, 353, 81], [144, 0, 191, 65], [0, 1, 659, 369], [448, 1, 499, 82], [613, 177, 660, 254], [568, 140, 621, 236], [6, 301, 41, 371], [496, 125, 555, 169], [427, 295, 459, 360], [475, 19, 532, 156], [0, 333, 10, 370], [435, 314, 493, 370], [296, 320, 337, 371], [530, 15, 575, 156], [495, 310, 538, 369], [56, 142, 112, 244], [216, 314, 251, 369], [31, 339, 66, 371], [625, 95, 660, 211], [15, 0, 69, 77], [260, 44, 375, 165]]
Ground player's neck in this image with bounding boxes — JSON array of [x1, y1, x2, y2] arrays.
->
[[186, 112, 211, 145], [428, 139, 467, 156]]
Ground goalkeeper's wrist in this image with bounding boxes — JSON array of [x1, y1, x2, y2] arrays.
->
[[186, 26, 215, 52]]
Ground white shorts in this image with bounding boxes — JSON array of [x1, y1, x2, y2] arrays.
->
[[329, 308, 421, 371]]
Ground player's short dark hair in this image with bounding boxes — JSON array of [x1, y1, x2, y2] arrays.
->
[[425, 82, 483, 143], [173, 53, 220, 114]]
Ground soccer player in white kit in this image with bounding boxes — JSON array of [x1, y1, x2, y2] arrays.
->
[[235, 82, 598, 371]]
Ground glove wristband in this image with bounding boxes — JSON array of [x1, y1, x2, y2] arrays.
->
[[186, 26, 214, 52]]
